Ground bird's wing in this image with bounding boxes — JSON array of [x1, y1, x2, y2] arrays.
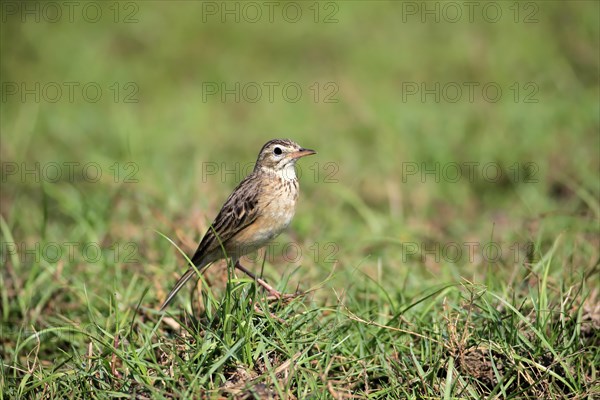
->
[[190, 173, 261, 265]]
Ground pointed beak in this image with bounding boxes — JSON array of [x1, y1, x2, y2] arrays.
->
[[290, 147, 317, 159]]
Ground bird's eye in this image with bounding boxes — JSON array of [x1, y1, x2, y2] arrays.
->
[[273, 147, 282, 155]]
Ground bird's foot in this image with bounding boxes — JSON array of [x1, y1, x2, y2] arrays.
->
[[234, 261, 301, 302]]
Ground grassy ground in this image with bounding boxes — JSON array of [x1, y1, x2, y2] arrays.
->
[[1, 1, 599, 398]]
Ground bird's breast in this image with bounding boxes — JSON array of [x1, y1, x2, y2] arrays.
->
[[232, 177, 299, 251], [259, 177, 299, 235]]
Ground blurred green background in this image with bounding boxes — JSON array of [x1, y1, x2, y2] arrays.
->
[[1, 1, 599, 396], [1, 0, 598, 309]]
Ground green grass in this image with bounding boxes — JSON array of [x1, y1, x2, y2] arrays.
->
[[1, 1, 599, 398]]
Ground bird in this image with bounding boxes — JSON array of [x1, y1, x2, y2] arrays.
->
[[160, 139, 316, 311]]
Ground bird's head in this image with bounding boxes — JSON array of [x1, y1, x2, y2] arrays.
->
[[255, 139, 316, 177]]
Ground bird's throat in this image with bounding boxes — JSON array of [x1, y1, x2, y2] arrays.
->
[[277, 162, 297, 181]]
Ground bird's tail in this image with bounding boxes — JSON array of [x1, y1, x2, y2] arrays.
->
[[160, 268, 200, 311]]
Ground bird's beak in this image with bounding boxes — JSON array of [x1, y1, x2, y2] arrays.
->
[[290, 148, 317, 159]]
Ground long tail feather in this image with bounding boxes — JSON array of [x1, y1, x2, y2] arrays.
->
[[160, 268, 198, 311]]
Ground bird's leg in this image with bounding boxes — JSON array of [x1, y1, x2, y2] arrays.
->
[[234, 260, 284, 299]]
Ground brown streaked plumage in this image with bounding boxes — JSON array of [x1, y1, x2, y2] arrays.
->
[[160, 139, 316, 310]]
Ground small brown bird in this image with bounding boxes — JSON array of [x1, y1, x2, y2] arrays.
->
[[160, 139, 316, 310]]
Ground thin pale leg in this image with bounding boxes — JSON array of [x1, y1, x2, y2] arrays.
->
[[234, 261, 284, 298]]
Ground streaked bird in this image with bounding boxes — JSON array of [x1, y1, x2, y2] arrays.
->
[[160, 139, 316, 310]]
